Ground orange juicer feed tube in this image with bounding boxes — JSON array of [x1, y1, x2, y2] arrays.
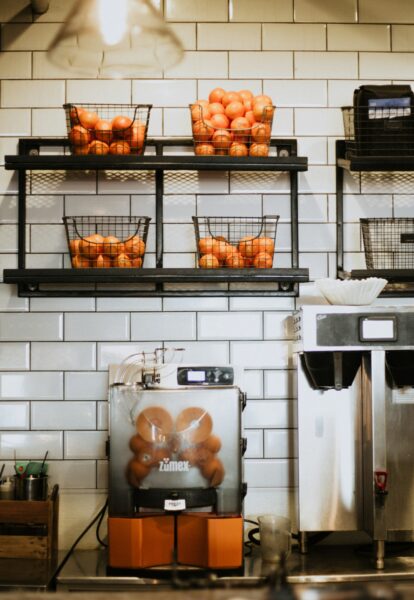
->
[[107, 364, 245, 573]]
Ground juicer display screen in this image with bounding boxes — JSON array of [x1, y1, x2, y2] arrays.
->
[[187, 370, 206, 382], [360, 318, 396, 341]]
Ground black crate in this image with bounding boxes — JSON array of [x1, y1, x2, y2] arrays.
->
[[64, 103, 152, 156], [192, 215, 279, 268], [361, 218, 414, 269], [63, 215, 151, 268]]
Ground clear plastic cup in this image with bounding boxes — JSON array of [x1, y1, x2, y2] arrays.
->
[[258, 514, 291, 563]]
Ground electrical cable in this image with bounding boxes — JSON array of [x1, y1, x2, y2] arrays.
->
[[96, 497, 109, 547], [53, 499, 109, 582]]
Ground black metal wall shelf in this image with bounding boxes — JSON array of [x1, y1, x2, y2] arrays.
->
[[336, 139, 414, 296], [4, 137, 308, 298]]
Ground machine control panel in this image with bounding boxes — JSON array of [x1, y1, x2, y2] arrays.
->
[[177, 366, 234, 385]]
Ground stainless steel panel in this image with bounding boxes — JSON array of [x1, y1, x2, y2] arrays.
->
[[297, 359, 363, 532]]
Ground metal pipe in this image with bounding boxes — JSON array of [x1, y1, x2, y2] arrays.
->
[[31, 0, 49, 14]]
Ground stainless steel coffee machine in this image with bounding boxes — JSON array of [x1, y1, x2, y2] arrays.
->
[[294, 305, 414, 569]]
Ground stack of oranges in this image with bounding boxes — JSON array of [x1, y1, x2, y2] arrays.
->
[[68, 106, 147, 155], [190, 88, 275, 157], [198, 235, 275, 269], [69, 234, 146, 268]]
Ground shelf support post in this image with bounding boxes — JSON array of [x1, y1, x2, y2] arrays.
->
[[290, 171, 299, 269], [155, 143, 164, 269], [18, 170, 26, 269], [336, 141, 344, 276]]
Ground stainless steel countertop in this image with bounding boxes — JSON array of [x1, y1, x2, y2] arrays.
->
[[55, 545, 414, 591]]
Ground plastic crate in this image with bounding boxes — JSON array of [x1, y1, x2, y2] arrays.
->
[[189, 104, 275, 157], [342, 105, 414, 157], [192, 215, 279, 268], [361, 217, 414, 269], [64, 103, 152, 155], [63, 215, 151, 268]]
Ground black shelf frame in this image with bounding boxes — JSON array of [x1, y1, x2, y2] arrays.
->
[[4, 137, 309, 298], [336, 139, 414, 295]]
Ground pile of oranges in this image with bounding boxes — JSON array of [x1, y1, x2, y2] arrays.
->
[[68, 106, 147, 155], [69, 234, 146, 268], [198, 235, 275, 269], [190, 88, 275, 157]]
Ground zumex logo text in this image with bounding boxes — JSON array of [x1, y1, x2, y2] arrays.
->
[[158, 458, 190, 472]]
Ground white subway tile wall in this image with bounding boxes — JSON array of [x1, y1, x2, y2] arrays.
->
[[0, 0, 413, 549]]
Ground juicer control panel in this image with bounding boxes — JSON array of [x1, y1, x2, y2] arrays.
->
[[177, 366, 234, 385]]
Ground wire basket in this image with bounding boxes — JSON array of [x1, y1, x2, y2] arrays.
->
[[63, 216, 151, 268], [192, 216, 279, 268], [342, 105, 414, 157], [64, 103, 152, 156], [361, 218, 414, 269], [189, 104, 275, 157]]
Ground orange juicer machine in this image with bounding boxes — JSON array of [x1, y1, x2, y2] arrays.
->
[[107, 349, 247, 575]]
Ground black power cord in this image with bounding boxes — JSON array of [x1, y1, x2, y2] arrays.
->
[[53, 498, 109, 581]]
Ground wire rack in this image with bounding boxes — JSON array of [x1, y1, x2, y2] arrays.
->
[[64, 103, 152, 155], [192, 215, 279, 268], [63, 215, 151, 268], [189, 104, 275, 157], [342, 106, 414, 157], [361, 218, 414, 269]]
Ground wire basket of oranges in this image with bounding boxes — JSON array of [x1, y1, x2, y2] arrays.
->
[[63, 215, 151, 269], [189, 88, 275, 157], [193, 215, 279, 269], [64, 103, 152, 156]]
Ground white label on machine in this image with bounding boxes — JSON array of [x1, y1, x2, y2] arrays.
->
[[164, 499, 186, 511], [361, 318, 395, 340]]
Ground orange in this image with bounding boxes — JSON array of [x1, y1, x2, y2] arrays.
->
[[249, 143, 269, 157], [208, 87, 226, 104], [243, 99, 253, 111], [222, 91, 242, 107], [238, 89, 254, 103], [126, 458, 150, 487], [253, 102, 274, 123], [131, 257, 143, 268], [113, 252, 132, 268], [203, 435, 222, 454], [79, 234, 104, 258], [89, 140, 109, 155], [124, 120, 146, 151], [199, 254, 219, 268], [212, 129, 233, 150], [229, 142, 248, 157], [225, 252, 245, 268], [195, 447, 214, 467], [225, 101, 245, 120], [129, 434, 150, 454], [69, 239, 81, 256], [254, 94, 273, 106], [176, 407, 213, 444], [103, 236, 121, 258], [195, 143, 215, 156], [136, 446, 170, 467], [210, 113, 230, 129], [192, 119, 214, 142], [72, 255, 90, 268], [94, 254, 112, 268], [238, 235, 256, 258], [230, 117, 251, 143], [211, 240, 230, 261], [136, 406, 174, 443], [124, 235, 145, 257], [253, 251, 273, 268], [199, 237, 215, 254], [69, 125, 91, 146], [73, 144, 90, 155], [200, 457, 225, 486], [79, 110, 99, 130], [109, 141, 130, 155], [191, 103, 211, 122], [251, 122, 271, 144], [94, 119, 112, 143], [112, 115, 133, 137], [208, 102, 225, 116], [252, 236, 274, 256], [245, 110, 256, 127]]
